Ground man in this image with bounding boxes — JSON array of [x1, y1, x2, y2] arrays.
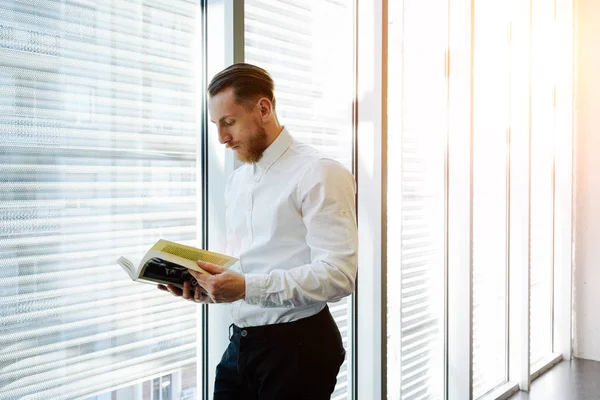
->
[[157, 63, 358, 399]]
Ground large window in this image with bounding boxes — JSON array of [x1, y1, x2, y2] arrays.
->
[[387, 0, 447, 399], [385, 0, 573, 398], [529, 0, 557, 370], [471, 1, 511, 397], [0, 0, 575, 398], [0, 1, 202, 399], [245, 1, 356, 399]]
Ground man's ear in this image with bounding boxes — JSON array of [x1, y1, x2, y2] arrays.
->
[[257, 98, 273, 122]]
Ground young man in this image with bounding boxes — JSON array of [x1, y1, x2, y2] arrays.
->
[[157, 63, 358, 399]]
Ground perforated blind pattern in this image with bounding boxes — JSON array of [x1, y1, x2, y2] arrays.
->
[[0, 1, 202, 399]]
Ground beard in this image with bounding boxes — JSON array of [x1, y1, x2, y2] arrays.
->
[[235, 125, 269, 164]]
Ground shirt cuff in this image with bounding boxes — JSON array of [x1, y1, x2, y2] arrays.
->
[[244, 273, 269, 305]]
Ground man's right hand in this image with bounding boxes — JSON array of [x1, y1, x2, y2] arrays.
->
[[157, 281, 213, 304]]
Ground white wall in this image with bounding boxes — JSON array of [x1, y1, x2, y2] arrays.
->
[[574, 0, 600, 362]]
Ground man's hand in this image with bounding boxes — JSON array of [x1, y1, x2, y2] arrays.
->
[[188, 261, 246, 303], [157, 281, 213, 304]]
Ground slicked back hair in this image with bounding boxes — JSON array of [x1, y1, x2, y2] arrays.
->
[[207, 63, 276, 111]]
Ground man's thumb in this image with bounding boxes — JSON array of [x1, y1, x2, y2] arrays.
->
[[197, 260, 225, 275]]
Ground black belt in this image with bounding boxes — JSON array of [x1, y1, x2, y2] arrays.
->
[[228, 305, 333, 343]]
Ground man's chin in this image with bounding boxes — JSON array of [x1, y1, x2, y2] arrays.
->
[[235, 151, 263, 164], [234, 150, 252, 164], [229, 144, 264, 163]]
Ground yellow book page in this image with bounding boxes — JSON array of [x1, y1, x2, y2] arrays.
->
[[151, 239, 237, 269]]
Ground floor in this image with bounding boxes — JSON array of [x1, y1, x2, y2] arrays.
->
[[508, 358, 600, 400]]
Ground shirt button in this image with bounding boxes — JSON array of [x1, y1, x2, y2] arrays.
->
[[241, 330, 248, 337]]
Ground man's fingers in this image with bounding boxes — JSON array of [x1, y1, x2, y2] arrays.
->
[[196, 260, 226, 275], [197, 285, 209, 295], [160, 282, 213, 303], [189, 269, 208, 282], [194, 286, 208, 302], [192, 286, 213, 303], [189, 270, 212, 291], [166, 284, 183, 297], [182, 281, 191, 299]]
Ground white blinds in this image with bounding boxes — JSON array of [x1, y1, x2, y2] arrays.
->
[[471, 1, 510, 398], [244, 0, 354, 172], [244, 1, 355, 398], [386, 0, 571, 397], [387, 0, 447, 399], [0, 1, 201, 399]]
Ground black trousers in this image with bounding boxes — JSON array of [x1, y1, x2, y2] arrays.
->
[[214, 305, 346, 400]]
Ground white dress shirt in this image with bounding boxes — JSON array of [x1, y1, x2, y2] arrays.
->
[[225, 127, 358, 327]]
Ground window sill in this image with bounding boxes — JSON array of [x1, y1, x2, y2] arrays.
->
[[479, 382, 520, 400], [479, 353, 564, 400], [531, 353, 563, 382]]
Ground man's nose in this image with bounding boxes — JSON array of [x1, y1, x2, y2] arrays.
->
[[217, 128, 230, 145]]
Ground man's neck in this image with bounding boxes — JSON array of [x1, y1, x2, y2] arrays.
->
[[263, 121, 284, 149]]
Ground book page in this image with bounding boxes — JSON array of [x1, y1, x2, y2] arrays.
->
[[151, 240, 237, 268], [116, 256, 136, 280], [138, 255, 200, 289]]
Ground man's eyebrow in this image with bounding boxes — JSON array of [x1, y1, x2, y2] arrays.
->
[[210, 115, 233, 124]]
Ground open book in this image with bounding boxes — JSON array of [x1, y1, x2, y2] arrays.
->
[[117, 239, 238, 289]]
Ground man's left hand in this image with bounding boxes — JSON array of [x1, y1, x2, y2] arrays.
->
[[188, 261, 246, 303]]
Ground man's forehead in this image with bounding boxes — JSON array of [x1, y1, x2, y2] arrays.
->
[[209, 87, 236, 106], [209, 90, 239, 120]]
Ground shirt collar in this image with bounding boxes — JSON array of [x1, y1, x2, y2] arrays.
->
[[255, 127, 293, 172]]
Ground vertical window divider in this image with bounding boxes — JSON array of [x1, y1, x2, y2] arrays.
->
[[552, 0, 574, 364], [198, 1, 209, 398], [447, 0, 474, 398], [356, 0, 385, 398], [508, 0, 533, 392]]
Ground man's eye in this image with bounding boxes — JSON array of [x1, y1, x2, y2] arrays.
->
[[224, 120, 235, 127]]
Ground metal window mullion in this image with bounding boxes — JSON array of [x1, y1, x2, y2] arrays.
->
[[199, 2, 209, 399], [351, 0, 359, 398], [508, 0, 533, 392], [446, 0, 474, 398], [356, 0, 385, 399], [552, 0, 574, 362]]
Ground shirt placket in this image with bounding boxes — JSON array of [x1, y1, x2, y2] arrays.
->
[[247, 175, 255, 245], [237, 167, 260, 326]]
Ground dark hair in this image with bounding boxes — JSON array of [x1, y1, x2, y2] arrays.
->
[[207, 63, 276, 111]]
